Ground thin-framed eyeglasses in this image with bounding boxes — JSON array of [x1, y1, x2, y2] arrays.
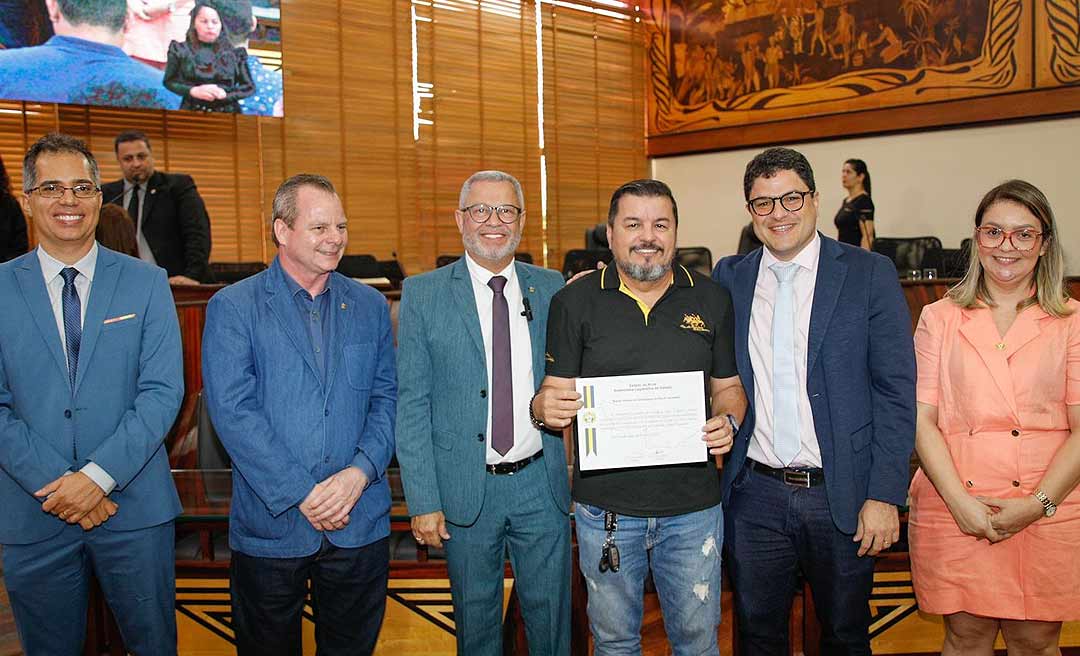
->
[[27, 183, 101, 199], [459, 203, 522, 224], [747, 190, 813, 216], [975, 225, 1044, 251]]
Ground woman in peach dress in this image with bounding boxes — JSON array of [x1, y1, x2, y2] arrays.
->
[[910, 179, 1080, 654]]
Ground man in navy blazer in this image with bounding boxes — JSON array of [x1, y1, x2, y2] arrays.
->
[[396, 171, 571, 655], [712, 147, 915, 655], [0, 133, 183, 655], [202, 174, 396, 656]]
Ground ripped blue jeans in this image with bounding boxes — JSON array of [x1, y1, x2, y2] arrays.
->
[[575, 502, 723, 656]]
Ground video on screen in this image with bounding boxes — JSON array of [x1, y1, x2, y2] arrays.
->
[[0, 0, 284, 116]]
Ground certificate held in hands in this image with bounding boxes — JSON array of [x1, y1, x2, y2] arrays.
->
[[575, 370, 706, 471]]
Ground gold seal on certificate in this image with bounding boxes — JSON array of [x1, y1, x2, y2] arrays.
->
[[575, 371, 707, 471]]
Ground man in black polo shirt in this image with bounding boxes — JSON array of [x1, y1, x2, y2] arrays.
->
[[533, 179, 747, 654]]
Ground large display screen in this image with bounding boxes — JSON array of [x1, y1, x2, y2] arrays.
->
[[0, 0, 283, 116]]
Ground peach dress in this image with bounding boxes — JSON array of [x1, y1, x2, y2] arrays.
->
[[909, 297, 1080, 620]]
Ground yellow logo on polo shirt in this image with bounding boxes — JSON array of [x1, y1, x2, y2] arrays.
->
[[680, 313, 709, 333]]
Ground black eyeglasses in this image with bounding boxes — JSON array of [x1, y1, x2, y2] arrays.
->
[[459, 203, 523, 224], [28, 183, 101, 199], [747, 190, 813, 216]]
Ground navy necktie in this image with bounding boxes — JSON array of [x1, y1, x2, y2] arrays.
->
[[488, 275, 514, 456], [60, 267, 82, 390]]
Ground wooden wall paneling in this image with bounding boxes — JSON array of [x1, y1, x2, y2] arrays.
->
[[0, 101, 33, 194], [257, 116, 284, 264], [596, 15, 648, 207], [545, 8, 602, 270], [279, 0, 345, 200], [233, 116, 269, 263], [162, 112, 243, 260], [431, 5, 485, 264], [479, 4, 541, 263], [414, 0, 439, 270], [517, 2, 544, 266], [390, 1, 419, 276], [339, 1, 416, 266]]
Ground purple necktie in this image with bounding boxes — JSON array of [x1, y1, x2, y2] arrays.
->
[[488, 275, 514, 456]]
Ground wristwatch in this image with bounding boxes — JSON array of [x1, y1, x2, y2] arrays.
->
[[1033, 489, 1057, 517], [726, 414, 740, 435], [529, 392, 547, 430]]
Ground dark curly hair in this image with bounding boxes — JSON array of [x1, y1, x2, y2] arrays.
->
[[742, 147, 816, 201]]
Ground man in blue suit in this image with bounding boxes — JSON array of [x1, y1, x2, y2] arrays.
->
[[202, 174, 396, 656], [712, 147, 915, 655], [0, 132, 184, 655], [396, 170, 571, 655], [0, 0, 180, 110]]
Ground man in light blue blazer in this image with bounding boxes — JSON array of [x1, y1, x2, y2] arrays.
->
[[712, 147, 915, 655], [0, 133, 183, 655], [202, 174, 396, 656], [396, 171, 571, 655]]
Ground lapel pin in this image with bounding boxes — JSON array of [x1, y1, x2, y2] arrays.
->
[[341, 303, 347, 310], [528, 286, 535, 293], [150, 188, 157, 195]]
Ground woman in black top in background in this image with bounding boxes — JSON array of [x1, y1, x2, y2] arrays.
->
[[0, 154, 29, 262], [164, 1, 254, 112], [834, 158, 875, 250]]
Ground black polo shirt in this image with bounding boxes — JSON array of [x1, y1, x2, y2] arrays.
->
[[545, 263, 737, 516]]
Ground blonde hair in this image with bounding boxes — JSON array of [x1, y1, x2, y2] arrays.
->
[[947, 179, 1073, 316]]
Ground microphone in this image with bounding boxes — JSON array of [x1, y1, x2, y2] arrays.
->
[[521, 297, 534, 322], [103, 188, 127, 206]]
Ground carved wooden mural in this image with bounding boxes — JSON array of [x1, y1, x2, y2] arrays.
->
[[644, 1, 1080, 154]]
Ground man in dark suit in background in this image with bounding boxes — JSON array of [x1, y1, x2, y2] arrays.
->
[[712, 147, 916, 655], [101, 129, 212, 284]]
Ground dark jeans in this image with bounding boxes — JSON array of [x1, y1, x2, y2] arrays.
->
[[231, 536, 389, 656], [725, 463, 875, 656]]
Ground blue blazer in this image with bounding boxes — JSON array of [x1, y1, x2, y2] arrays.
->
[[395, 258, 571, 525], [712, 235, 916, 533], [201, 257, 396, 558], [0, 247, 183, 545]]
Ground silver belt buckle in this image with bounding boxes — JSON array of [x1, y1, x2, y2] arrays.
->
[[782, 469, 811, 488]]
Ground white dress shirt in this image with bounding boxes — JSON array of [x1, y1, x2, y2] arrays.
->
[[37, 242, 116, 493], [123, 180, 157, 265], [464, 253, 543, 465], [746, 234, 823, 468]]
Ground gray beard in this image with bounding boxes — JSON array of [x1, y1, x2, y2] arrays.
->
[[616, 258, 671, 282], [462, 230, 521, 265]]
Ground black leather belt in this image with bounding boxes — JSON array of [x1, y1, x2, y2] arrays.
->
[[487, 450, 543, 475], [749, 460, 825, 488]]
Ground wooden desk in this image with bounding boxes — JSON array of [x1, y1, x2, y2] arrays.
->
[[172, 468, 437, 575], [900, 276, 1080, 331]]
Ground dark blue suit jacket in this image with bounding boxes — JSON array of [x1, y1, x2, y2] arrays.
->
[[202, 257, 397, 558], [0, 247, 183, 545], [712, 234, 916, 533]]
